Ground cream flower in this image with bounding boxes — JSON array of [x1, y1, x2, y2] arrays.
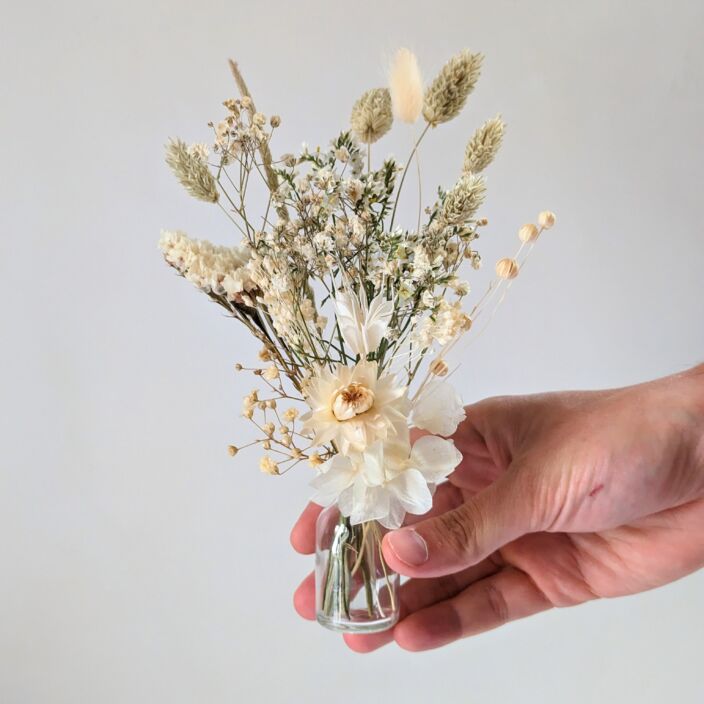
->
[[334, 288, 394, 358], [310, 436, 462, 528], [300, 361, 409, 455], [411, 380, 465, 437]]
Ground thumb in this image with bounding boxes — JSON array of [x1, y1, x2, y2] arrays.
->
[[382, 468, 538, 578]]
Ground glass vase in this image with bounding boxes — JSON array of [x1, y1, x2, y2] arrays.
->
[[315, 504, 400, 633]]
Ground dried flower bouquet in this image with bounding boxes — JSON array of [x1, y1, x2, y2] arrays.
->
[[159, 48, 556, 632]]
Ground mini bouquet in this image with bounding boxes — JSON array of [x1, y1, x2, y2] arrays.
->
[[159, 48, 556, 633]]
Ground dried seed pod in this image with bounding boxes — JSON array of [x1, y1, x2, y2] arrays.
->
[[538, 210, 556, 229], [518, 223, 539, 243], [429, 358, 449, 376], [496, 257, 520, 279]]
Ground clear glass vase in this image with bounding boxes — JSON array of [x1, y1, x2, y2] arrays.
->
[[315, 504, 400, 633]]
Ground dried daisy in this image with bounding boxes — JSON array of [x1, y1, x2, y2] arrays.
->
[[441, 173, 487, 225], [463, 115, 506, 174], [165, 138, 219, 203], [350, 88, 393, 144], [388, 48, 423, 123], [423, 50, 483, 127]]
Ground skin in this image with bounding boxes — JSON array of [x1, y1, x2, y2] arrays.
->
[[290, 364, 704, 652]]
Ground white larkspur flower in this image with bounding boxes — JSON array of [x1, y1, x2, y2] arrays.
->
[[300, 361, 408, 455], [411, 380, 466, 437], [334, 288, 394, 358], [310, 436, 462, 528]]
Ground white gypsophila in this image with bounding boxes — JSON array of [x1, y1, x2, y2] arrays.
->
[[300, 361, 409, 456], [334, 288, 393, 358], [159, 230, 255, 300], [310, 436, 462, 528], [411, 379, 466, 437]]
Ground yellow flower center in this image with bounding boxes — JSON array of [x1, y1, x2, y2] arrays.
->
[[331, 383, 375, 421]]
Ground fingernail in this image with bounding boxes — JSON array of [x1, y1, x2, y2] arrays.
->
[[387, 529, 428, 566]]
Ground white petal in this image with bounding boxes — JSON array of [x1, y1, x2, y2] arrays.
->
[[334, 289, 393, 357], [378, 494, 406, 529], [309, 455, 356, 506], [409, 435, 463, 484], [411, 380, 465, 436], [363, 292, 394, 352], [359, 442, 386, 487], [350, 479, 390, 525], [388, 468, 433, 515]]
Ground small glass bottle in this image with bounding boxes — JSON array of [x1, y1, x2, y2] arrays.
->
[[315, 504, 400, 633]]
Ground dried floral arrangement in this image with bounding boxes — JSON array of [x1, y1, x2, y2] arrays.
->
[[159, 48, 556, 632]]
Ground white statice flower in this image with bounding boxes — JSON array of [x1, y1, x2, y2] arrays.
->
[[300, 361, 409, 455], [411, 380, 466, 437], [310, 436, 462, 528], [334, 288, 393, 358], [159, 230, 256, 301]]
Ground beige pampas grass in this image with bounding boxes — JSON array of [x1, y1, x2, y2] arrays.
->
[[165, 139, 219, 203], [388, 48, 423, 123], [423, 50, 483, 127], [463, 115, 506, 174], [350, 88, 393, 144]]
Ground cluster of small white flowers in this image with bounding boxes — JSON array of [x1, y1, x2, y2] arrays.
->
[[211, 97, 279, 164], [159, 230, 256, 304], [412, 299, 473, 348], [233, 364, 329, 475]]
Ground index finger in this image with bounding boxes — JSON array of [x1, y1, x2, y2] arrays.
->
[[290, 502, 323, 554]]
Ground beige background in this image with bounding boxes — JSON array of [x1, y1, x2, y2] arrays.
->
[[2, 0, 703, 702]]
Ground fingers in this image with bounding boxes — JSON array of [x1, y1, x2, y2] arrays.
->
[[383, 468, 538, 578], [402, 481, 465, 526], [293, 571, 316, 620], [344, 556, 501, 653], [290, 502, 323, 554], [295, 556, 502, 652], [394, 567, 552, 652]]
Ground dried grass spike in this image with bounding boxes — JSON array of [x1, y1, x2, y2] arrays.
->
[[389, 48, 423, 123], [463, 115, 506, 174], [350, 88, 393, 144], [423, 50, 483, 127], [441, 173, 487, 225], [165, 139, 219, 203]]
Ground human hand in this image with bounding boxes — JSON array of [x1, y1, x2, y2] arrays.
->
[[291, 365, 704, 652]]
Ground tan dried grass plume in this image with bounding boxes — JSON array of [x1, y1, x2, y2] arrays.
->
[[350, 88, 393, 144], [388, 48, 423, 123], [463, 115, 506, 174], [165, 139, 219, 203], [423, 50, 483, 127], [441, 173, 486, 225]]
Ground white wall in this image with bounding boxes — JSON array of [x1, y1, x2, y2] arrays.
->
[[1, 0, 703, 701]]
